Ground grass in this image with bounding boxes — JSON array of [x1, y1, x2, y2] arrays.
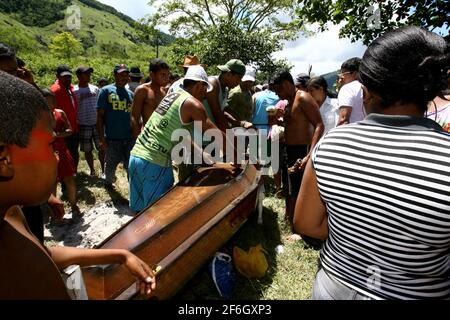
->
[[69, 157, 320, 300]]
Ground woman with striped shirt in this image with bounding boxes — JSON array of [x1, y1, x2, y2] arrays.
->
[[294, 26, 450, 300]]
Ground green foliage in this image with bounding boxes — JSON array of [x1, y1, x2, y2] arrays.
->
[[0, 0, 71, 27], [297, 0, 449, 45], [195, 21, 286, 75], [49, 32, 84, 58], [0, 26, 39, 52]]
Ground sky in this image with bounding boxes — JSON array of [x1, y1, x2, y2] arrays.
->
[[97, 0, 367, 76]]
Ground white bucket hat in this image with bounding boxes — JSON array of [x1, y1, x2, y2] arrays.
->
[[184, 65, 213, 92], [242, 66, 256, 82]]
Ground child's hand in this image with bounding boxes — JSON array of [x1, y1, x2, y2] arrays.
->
[[123, 252, 156, 296]]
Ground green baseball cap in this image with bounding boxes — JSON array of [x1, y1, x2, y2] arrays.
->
[[217, 59, 246, 76]]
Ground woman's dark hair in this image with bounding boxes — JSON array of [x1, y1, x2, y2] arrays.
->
[[360, 26, 449, 112], [341, 57, 361, 73], [307, 76, 335, 98]]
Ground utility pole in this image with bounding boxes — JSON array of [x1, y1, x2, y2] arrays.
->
[[155, 31, 159, 58]]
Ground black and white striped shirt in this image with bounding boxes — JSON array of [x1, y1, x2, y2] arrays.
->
[[312, 114, 450, 300]]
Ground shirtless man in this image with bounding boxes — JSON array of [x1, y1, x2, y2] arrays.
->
[[131, 58, 170, 138], [271, 69, 324, 228]]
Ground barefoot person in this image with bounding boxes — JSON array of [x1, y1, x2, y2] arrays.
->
[[0, 71, 156, 299], [131, 59, 170, 138]]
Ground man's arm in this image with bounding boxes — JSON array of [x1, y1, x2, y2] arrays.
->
[[130, 85, 146, 139], [296, 92, 324, 169], [205, 78, 228, 132], [183, 98, 235, 161], [223, 106, 253, 129], [337, 106, 352, 126], [96, 89, 108, 151]]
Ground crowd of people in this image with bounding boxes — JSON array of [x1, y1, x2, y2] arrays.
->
[[0, 25, 449, 299]]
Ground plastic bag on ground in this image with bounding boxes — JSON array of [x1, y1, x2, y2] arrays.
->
[[208, 252, 236, 299], [233, 244, 269, 278]]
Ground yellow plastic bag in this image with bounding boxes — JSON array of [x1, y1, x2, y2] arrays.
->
[[233, 244, 268, 278]]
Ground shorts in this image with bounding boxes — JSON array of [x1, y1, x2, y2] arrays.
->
[[79, 125, 100, 153], [282, 144, 308, 197], [129, 155, 174, 212]]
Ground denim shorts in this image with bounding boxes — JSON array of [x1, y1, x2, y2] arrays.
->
[[128, 155, 174, 212], [312, 268, 373, 300]]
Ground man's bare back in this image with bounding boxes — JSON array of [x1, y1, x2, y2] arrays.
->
[[131, 82, 167, 138]]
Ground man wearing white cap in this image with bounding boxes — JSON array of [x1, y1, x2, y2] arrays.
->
[[129, 65, 229, 212], [225, 66, 256, 128]]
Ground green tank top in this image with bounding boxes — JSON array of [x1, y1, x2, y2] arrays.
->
[[131, 90, 193, 167]]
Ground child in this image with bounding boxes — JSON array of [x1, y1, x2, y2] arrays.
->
[[0, 71, 155, 299], [41, 89, 81, 219]]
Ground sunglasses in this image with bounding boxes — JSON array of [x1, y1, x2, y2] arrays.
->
[[338, 71, 354, 79]]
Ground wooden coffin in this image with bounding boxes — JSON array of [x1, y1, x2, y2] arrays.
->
[[82, 162, 262, 300]]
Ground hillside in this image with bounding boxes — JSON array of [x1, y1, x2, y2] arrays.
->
[[0, 0, 176, 86], [0, 0, 174, 56]]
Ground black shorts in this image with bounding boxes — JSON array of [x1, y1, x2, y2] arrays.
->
[[282, 144, 308, 197]]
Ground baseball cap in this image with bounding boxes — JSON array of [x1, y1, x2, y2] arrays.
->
[[114, 64, 129, 74], [184, 65, 213, 92], [76, 66, 94, 75], [242, 66, 256, 82], [129, 66, 144, 78], [56, 65, 72, 77], [217, 59, 246, 76]]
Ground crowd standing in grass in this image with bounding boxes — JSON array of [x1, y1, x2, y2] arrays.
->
[[1, 24, 449, 299]]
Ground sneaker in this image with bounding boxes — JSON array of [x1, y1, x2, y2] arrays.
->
[[208, 252, 235, 299]]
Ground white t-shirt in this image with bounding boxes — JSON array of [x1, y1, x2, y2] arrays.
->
[[338, 80, 365, 123], [320, 97, 339, 135]]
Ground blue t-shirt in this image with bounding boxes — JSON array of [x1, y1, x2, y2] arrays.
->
[[252, 90, 279, 130], [96, 84, 133, 140]]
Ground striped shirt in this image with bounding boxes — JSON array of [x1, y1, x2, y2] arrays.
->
[[74, 84, 99, 126], [312, 114, 450, 300]]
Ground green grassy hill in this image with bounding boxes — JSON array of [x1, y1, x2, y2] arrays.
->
[[0, 0, 174, 86]]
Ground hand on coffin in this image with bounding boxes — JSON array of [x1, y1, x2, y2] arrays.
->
[[123, 252, 157, 296]]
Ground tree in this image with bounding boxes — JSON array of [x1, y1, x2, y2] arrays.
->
[[148, 0, 302, 41], [196, 21, 286, 74], [296, 0, 449, 45], [49, 32, 83, 59], [147, 0, 303, 75]]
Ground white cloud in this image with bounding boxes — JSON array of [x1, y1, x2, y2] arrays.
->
[[274, 24, 367, 76]]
